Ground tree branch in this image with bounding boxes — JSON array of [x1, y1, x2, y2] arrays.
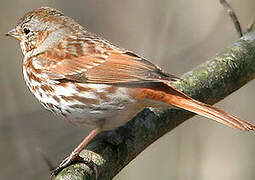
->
[[220, 0, 243, 37], [54, 31, 255, 180]]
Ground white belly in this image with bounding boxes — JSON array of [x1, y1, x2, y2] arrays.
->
[[23, 67, 143, 130]]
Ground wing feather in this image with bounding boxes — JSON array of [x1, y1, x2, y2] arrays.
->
[[35, 40, 179, 84]]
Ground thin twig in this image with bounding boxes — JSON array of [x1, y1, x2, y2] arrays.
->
[[246, 18, 255, 33], [220, 0, 243, 37]]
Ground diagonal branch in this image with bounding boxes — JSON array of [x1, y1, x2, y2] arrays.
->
[[220, 0, 243, 37], [55, 31, 255, 180]]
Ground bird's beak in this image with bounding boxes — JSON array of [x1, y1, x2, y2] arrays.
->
[[6, 28, 21, 41]]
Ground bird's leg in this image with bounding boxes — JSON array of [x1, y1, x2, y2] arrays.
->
[[51, 128, 101, 177]]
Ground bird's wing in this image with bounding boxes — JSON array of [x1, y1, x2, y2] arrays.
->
[[35, 38, 179, 84]]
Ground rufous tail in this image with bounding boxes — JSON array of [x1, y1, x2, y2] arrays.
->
[[135, 84, 255, 131]]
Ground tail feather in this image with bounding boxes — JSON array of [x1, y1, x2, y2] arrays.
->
[[168, 93, 255, 131], [136, 84, 255, 131]]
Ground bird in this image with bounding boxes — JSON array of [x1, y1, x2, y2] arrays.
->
[[6, 6, 255, 176]]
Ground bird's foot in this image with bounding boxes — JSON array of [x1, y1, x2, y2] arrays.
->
[[50, 152, 98, 179], [50, 152, 82, 179]]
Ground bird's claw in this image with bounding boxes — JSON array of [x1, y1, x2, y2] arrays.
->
[[50, 152, 82, 179]]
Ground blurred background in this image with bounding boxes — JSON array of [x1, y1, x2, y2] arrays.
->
[[1, 0, 255, 179]]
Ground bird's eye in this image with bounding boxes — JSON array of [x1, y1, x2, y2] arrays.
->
[[23, 27, 30, 35]]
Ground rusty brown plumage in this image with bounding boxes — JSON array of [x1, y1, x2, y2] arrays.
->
[[6, 6, 255, 177]]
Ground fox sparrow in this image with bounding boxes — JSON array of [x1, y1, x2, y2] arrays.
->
[[6, 7, 255, 176]]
